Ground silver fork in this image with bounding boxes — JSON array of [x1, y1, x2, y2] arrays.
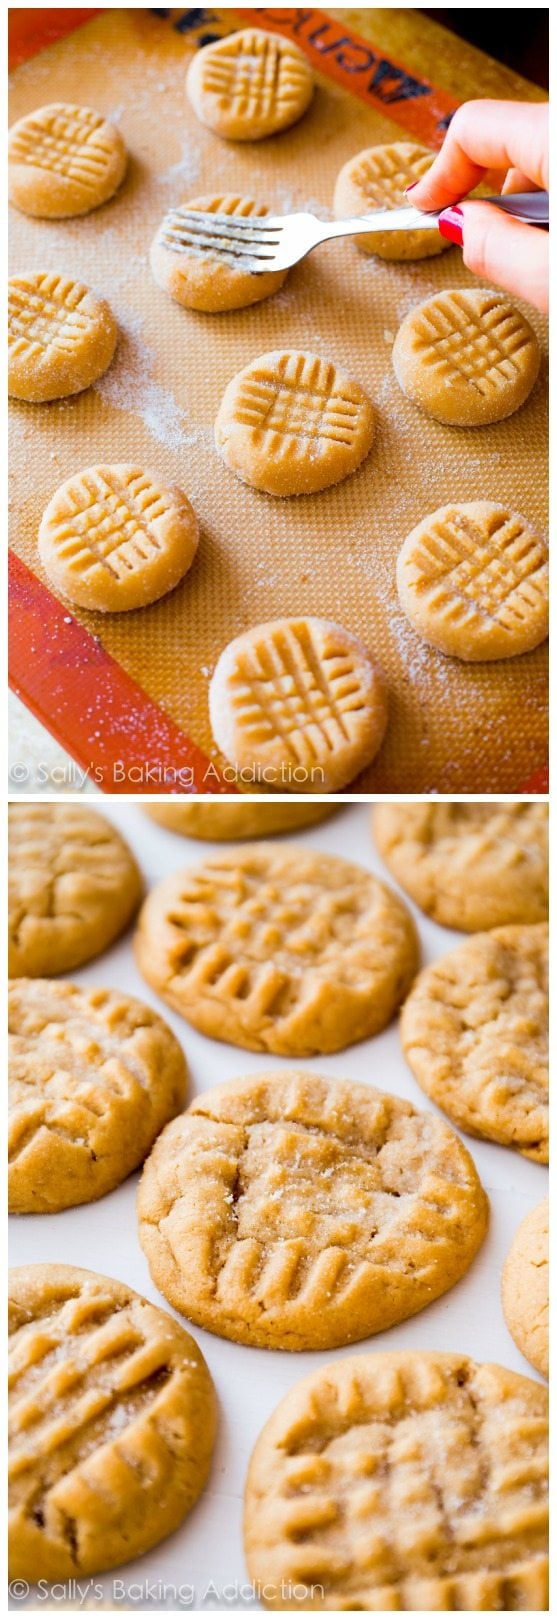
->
[[160, 192, 549, 274]]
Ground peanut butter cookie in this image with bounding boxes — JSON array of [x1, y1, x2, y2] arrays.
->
[[8, 102, 127, 218], [8, 1265, 216, 1580], [8, 274, 117, 403], [502, 1199, 548, 1378], [134, 844, 418, 1055], [333, 141, 450, 260], [245, 1350, 548, 1609], [145, 802, 337, 838], [9, 980, 187, 1212], [373, 803, 548, 930], [9, 805, 142, 977], [137, 1072, 487, 1350], [186, 29, 314, 141], [150, 194, 288, 312], [38, 464, 199, 613], [209, 618, 388, 793], [215, 351, 375, 495], [401, 925, 548, 1162], [397, 501, 548, 661], [392, 289, 540, 426]]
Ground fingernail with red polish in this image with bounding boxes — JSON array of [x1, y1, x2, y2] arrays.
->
[[438, 205, 464, 245], [405, 182, 418, 194]]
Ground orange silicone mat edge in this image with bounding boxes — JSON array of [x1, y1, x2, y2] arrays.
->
[[8, 8, 106, 69], [8, 7, 548, 795]]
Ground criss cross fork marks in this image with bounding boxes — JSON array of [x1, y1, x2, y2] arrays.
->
[[412, 293, 535, 396], [353, 145, 432, 208], [234, 355, 364, 451], [200, 31, 307, 119], [405, 939, 549, 1142], [160, 859, 413, 1041], [8, 1286, 176, 1511], [229, 622, 368, 764], [410, 509, 548, 631], [160, 195, 269, 264], [270, 1360, 548, 1600], [8, 1027, 138, 1168], [9, 106, 116, 193], [178, 1102, 467, 1305], [48, 470, 170, 581], [9, 276, 93, 358]]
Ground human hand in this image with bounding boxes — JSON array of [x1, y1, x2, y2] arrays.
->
[[408, 100, 548, 312]]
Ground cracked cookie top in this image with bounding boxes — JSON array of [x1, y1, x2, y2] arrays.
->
[[373, 802, 548, 930], [401, 924, 548, 1162], [137, 1070, 487, 1350], [8, 805, 142, 976], [9, 980, 187, 1212]]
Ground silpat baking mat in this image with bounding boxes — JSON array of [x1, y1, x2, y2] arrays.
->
[[8, 6, 549, 793]]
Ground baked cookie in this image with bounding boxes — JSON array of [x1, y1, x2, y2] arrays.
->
[[8, 1265, 216, 1580], [401, 924, 548, 1162], [397, 501, 549, 661], [333, 141, 450, 260], [9, 804, 142, 977], [215, 350, 375, 496], [373, 803, 548, 931], [209, 618, 388, 793], [38, 464, 199, 613], [137, 1071, 487, 1350], [186, 28, 314, 141], [9, 979, 187, 1213], [8, 102, 127, 218], [145, 802, 337, 838], [8, 274, 117, 403], [392, 289, 540, 426], [244, 1350, 548, 1609], [134, 844, 418, 1056], [502, 1199, 548, 1377], [150, 194, 288, 312]]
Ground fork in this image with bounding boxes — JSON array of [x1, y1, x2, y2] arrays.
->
[[160, 192, 549, 275]]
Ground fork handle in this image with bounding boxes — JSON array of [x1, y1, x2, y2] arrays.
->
[[318, 191, 549, 248], [486, 190, 549, 226]]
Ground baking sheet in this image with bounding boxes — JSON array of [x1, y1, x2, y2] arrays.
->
[[8, 800, 548, 1610], [8, 6, 548, 794]]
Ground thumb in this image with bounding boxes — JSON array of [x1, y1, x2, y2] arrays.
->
[[439, 200, 548, 312]]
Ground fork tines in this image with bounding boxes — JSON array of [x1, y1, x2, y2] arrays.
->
[[160, 208, 283, 265]]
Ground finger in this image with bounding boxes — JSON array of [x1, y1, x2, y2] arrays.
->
[[408, 100, 548, 211], [502, 167, 540, 194], [439, 201, 548, 313]]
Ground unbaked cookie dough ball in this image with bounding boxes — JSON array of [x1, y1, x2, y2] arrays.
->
[[38, 464, 199, 613], [186, 28, 314, 141], [215, 350, 375, 496], [392, 289, 540, 426], [397, 501, 548, 661], [333, 141, 450, 260], [209, 616, 388, 793], [8, 102, 127, 218], [150, 194, 288, 312], [8, 273, 117, 402]]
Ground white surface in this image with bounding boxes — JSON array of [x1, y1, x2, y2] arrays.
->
[[10, 802, 548, 1611], [8, 693, 98, 795]]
